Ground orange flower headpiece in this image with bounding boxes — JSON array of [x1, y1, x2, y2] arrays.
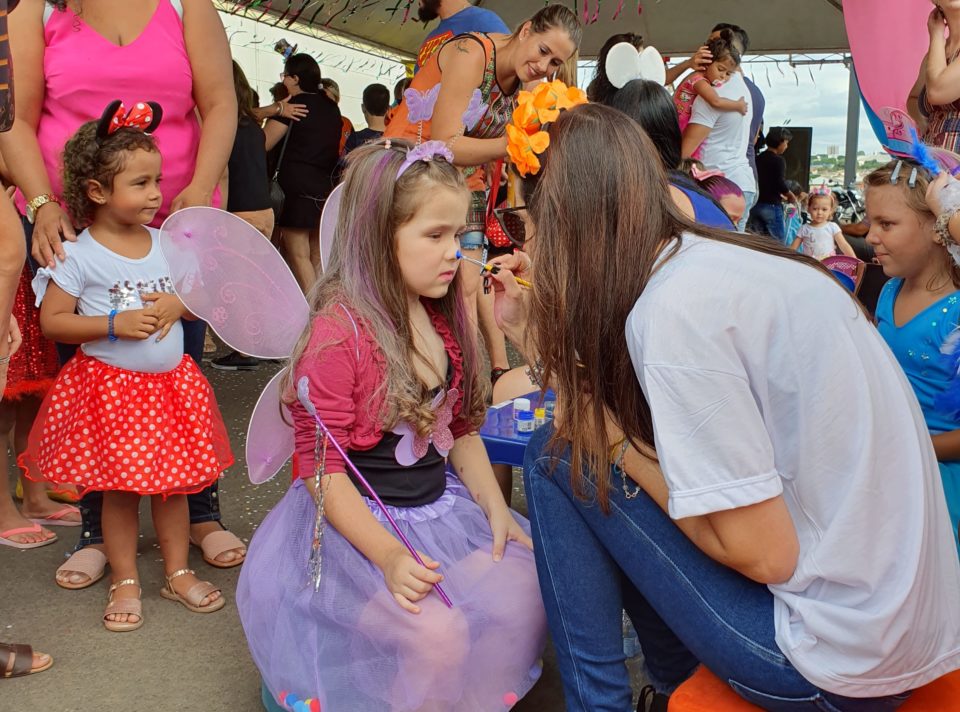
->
[[506, 80, 587, 177]]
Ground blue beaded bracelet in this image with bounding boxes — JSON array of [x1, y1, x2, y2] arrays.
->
[[107, 309, 118, 342]]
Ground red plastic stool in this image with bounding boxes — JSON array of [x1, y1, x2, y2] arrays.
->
[[668, 666, 960, 711]]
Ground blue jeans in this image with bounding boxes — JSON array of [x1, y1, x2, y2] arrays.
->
[[76, 478, 222, 548], [737, 190, 757, 232], [522, 426, 911, 712], [751, 202, 787, 244]]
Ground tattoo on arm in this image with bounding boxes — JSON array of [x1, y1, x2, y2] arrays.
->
[[454, 39, 470, 54]]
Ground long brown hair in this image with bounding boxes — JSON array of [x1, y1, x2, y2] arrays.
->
[[232, 60, 258, 123], [284, 140, 486, 437], [526, 103, 842, 510]]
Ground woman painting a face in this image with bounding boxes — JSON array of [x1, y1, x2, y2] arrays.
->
[[384, 3, 580, 347], [490, 104, 960, 710]]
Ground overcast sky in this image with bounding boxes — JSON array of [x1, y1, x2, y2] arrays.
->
[[741, 56, 884, 156]]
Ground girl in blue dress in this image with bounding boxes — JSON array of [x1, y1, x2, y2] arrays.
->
[[868, 159, 960, 551]]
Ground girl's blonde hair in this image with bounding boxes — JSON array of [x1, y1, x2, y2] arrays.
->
[[284, 140, 486, 437], [864, 160, 960, 289]]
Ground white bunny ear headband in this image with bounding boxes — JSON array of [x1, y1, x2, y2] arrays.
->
[[605, 43, 667, 88]]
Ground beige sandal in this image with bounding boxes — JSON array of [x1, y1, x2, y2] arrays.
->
[[189, 528, 246, 569], [159, 569, 225, 614], [56, 547, 108, 590], [103, 579, 143, 633]]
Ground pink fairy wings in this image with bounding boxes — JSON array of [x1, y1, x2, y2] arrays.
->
[[159, 207, 310, 482], [159, 208, 309, 359]]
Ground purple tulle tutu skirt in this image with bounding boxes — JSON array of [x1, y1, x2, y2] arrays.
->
[[237, 476, 547, 711]]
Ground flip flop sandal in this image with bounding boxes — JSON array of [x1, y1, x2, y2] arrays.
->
[[55, 547, 108, 590], [190, 528, 247, 569], [160, 568, 225, 614], [46, 487, 81, 504], [0, 643, 53, 678], [103, 579, 143, 633], [28, 504, 81, 527], [0, 524, 57, 550], [15, 479, 81, 504]]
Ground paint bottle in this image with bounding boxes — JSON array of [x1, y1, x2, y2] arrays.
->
[[515, 410, 535, 433], [534, 407, 547, 428], [544, 400, 556, 419], [512, 397, 531, 418]]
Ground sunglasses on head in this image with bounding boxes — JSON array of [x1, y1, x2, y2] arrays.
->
[[494, 206, 528, 248]]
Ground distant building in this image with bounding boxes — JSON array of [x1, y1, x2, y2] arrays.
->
[[827, 145, 841, 156]]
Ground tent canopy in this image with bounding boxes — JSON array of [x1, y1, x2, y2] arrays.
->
[[223, 0, 848, 59]]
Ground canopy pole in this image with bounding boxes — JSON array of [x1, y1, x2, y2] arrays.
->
[[844, 58, 860, 187]]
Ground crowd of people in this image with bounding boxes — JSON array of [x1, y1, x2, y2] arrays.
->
[[1, 1, 960, 711]]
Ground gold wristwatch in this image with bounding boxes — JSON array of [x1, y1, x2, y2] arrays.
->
[[26, 193, 59, 224]]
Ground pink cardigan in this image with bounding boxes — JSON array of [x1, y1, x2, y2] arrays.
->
[[290, 304, 472, 478]]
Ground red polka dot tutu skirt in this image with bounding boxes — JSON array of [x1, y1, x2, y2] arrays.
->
[[19, 352, 233, 497]]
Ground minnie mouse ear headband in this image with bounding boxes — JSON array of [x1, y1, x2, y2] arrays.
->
[[96, 100, 163, 142], [605, 43, 667, 89], [506, 80, 588, 177]]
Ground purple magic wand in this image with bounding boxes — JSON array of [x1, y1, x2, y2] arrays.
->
[[297, 377, 454, 608]]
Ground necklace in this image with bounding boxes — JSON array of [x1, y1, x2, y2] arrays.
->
[[613, 439, 641, 499]]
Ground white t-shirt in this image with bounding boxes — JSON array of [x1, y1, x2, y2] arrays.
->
[[33, 227, 184, 373], [689, 72, 756, 195], [625, 233, 960, 696], [796, 222, 842, 260]]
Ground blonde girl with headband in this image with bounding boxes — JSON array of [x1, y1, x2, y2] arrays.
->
[[870, 159, 960, 551], [236, 139, 546, 712], [791, 186, 857, 260]]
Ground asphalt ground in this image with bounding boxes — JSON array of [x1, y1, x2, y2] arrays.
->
[[1, 355, 644, 712]]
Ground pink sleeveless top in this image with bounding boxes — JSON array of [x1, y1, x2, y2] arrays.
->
[[20, 0, 218, 225]]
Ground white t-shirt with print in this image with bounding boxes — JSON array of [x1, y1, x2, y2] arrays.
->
[[625, 233, 960, 697], [796, 222, 842, 260], [33, 227, 184, 373], [689, 72, 756, 195]]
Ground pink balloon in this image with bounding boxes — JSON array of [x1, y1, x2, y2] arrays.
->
[[320, 183, 344, 272], [844, 0, 929, 113], [246, 369, 295, 484], [159, 207, 310, 359]]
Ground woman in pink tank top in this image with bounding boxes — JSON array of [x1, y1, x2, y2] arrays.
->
[[0, 0, 235, 269], [0, 0, 245, 590]]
